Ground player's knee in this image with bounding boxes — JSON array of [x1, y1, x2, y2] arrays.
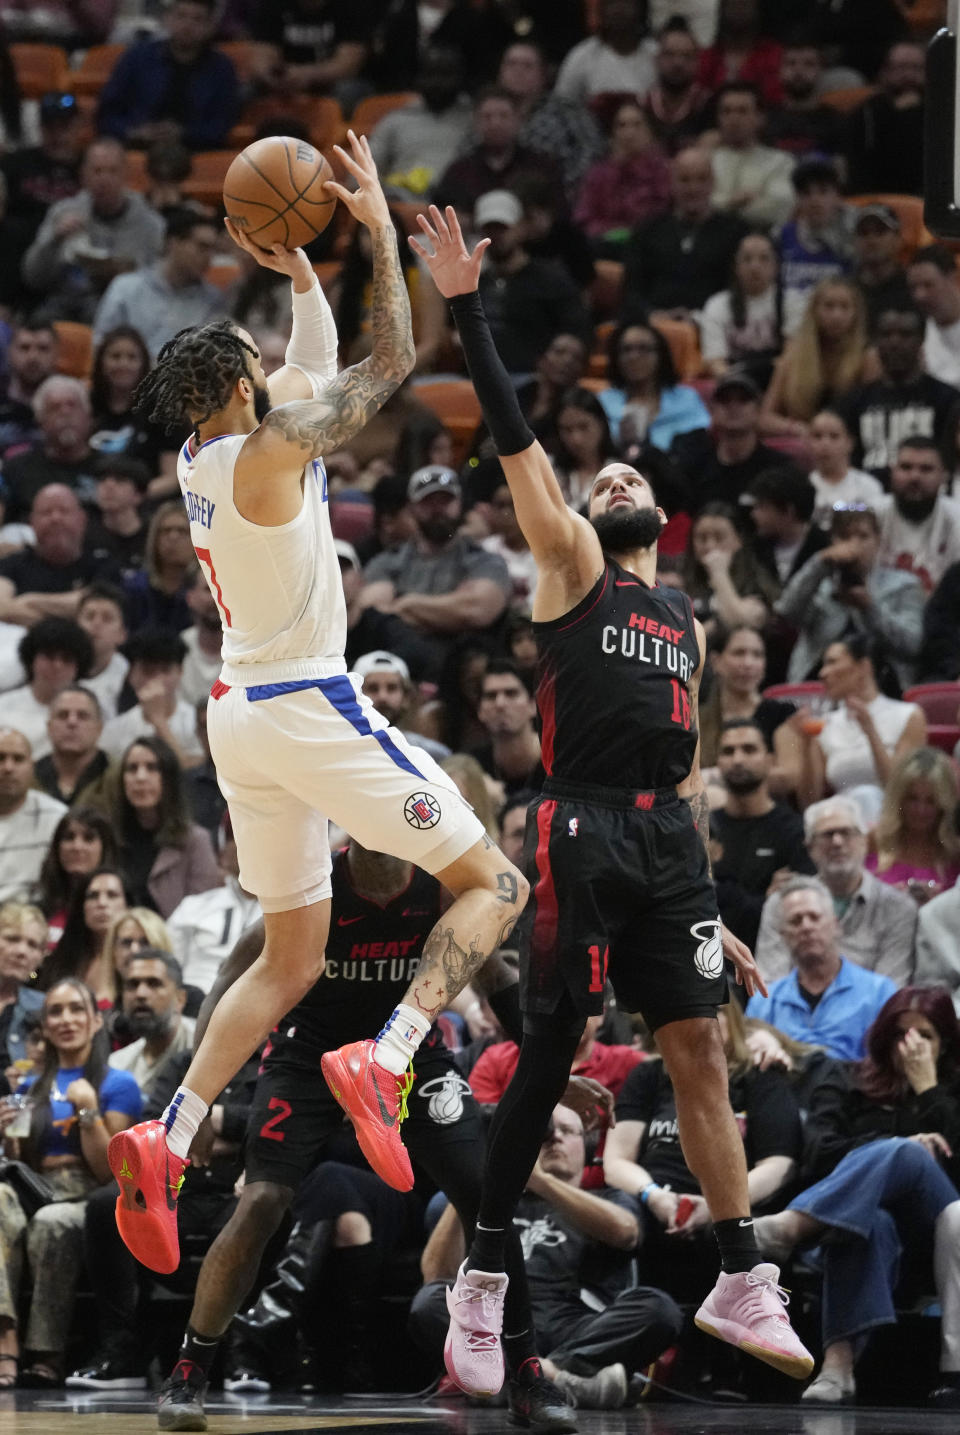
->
[[661, 1016, 726, 1095], [237, 1180, 292, 1236], [333, 1211, 372, 1247]]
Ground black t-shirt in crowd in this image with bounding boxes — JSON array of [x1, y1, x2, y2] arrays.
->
[[838, 373, 960, 485], [615, 1059, 802, 1196], [0, 546, 112, 596], [670, 431, 784, 513], [0, 146, 81, 231], [255, 0, 372, 62], [468, 741, 544, 796], [2, 448, 99, 522], [85, 518, 147, 579], [711, 801, 814, 950]]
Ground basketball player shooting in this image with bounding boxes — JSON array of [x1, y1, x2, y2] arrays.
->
[[106, 136, 528, 1278], [409, 205, 813, 1390]]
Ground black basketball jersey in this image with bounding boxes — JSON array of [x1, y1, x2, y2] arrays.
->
[[283, 848, 443, 1048], [534, 560, 700, 789]]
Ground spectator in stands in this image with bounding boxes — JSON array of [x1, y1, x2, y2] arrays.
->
[[879, 437, 960, 594], [498, 789, 532, 869], [368, 49, 473, 204], [471, 190, 589, 375], [104, 909, 173, 997], [942, 399, 960, 500], [604, 998, 800, 1304], [701, 232, 784, 384], [101, 629, 205, 771], [754, 987, 960, 1407], [0, 726, 65, 900], [0, 901, 45, 1077], [551, 388, 620, 512], [840, 311, 959, 487], [844, 40, 925, 197], [778, 157, 852, 324], [109, 949, 194, 1089], [623, 145, 749, 315], [919, 559, 960, 682], [39, 867, 128, 1007], [908, 244, 960, 392], [358, 465, 511, 672], [746, 876, 898, 1059], [498, 39, 605, 198], [708, 82, 795, 230], [122, 499, 195, 635], [755, 796, 918, 987], [89, 327, 176, 486], [432, 88, 559, 220], [767, 0, 908, 85], [469, 660, 542, 796], [671, 368, 780, 509], [97, 0, 239, 150], [683, 501, 777, 635], [480, 482, 538, 615], [747, 465, 827, 589], [0, 975, 141, 1387], [256, 0, 372, 107], [575, 101, 672, 247], [3, 377, 98, 523], [370, 0, 509, 95], [697, 0, 782, 106], [697, 621, 801, 791], [177, 568, 222, 709], [762, 277, 878, 436], [806, 409, 886, 530], [0, 486, 102, 627], [793, 632, 927, 814], [352, 649, 449, 763], [916, 879, 960, 1014], [764, 35, 844, 157], [76, 583, 128, 720], [1, 618, 93, 760], [852, 205, 914, 337], [0, 91, 82, 236], [166, 819, 258, 993], [34, 689, 107, 811], [103, 735, 220, 917], [86, 456, 149, 580], [554, 0, 656, 105], [93, 207, 225, 359], [642, 17, 710, 156], [711, 717, 812, 950], [182, 698, 226, 839], [22, 139, 165, 325], [599, 320, 710, 453], [0, 321, 58, 459], [868, 747, 960, 904], [34, 807, 115, 942], [0, 0, 116, 45]]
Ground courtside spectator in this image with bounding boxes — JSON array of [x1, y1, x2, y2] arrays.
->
[[762, 277, 878, 437], [915, 878, 960, 1013], [109, 951, 195, 1092], [709, 82, 795, 230], [700, 233, 786, 383], [2, 378, 99, 522], [878, 437, 960, 593], [844, 40, 925, 196], [642, 18, 710, 156], [866, 748, 960, 902], [806, 410, 886, 531], [469, 660, 542, 796], [498, 40, 605, 198], [0, 486, 103, 628], [367, 49, 473, 204], [76, 584, 129, 721], [34, 687, 108, 809], [778, 157, 852, 322], [919, 560, 960, 681], [0, 92, 82, 235], [167, 819, 259, 993], [908, 245, 960, 390], [672, 369, 781, 510], [747, 465, 827, 589], [0, 728, 66, 902], [575, 101, 672, 245], [764, 36, 845, 157], [0, 321, 58, 459], [352, 649, 450, 762], [0, 901, 45, 1074], [101, 629, 205, 771], [122, 500, 195, 634], [432, 89, 560, 220], [598, 320, 710, 451], [178, 568, 222, 709], [554, 0, 657, 105], [697, 0, 782, 106], [853, 205, 913, 337], [2, 618, 93, 760], [86, 456, 149, 579]]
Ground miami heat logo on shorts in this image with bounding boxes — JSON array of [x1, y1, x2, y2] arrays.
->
[[404, 792, 441, 829], [417, 1072, 472, 1124], [690, 919, 724, 979]]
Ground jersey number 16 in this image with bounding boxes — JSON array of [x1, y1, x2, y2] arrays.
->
[[669, 678, 691, 731]]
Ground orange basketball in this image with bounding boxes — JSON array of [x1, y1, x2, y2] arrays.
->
[[223, 136, 337, 250]]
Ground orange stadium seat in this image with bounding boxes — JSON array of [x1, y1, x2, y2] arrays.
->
[[123, 149, 149, 191], [650, 315, 702, 381], [819, 85, 876, 112], [217, 41, 276, 83], [228, 95, 344, 152], [180, 150, 234, 207], [588, 319, 615, 378], [589, 260, 624, 320], [53, 322, 93, 380], [71, 44, 126, 97], [894, 0, 948, 36], [10, 43, 68, 99], [351, 92, 418, 137], [413, 380, 482, 466], [847, 193, 934, 264]]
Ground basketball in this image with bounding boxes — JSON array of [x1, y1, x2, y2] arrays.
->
[[223, 136, 337, 250]]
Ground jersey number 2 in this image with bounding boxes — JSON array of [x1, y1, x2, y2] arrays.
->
[[259, 1097, 292, 1142], [195, 546, 232, 626], [669, 678, 691, 730]]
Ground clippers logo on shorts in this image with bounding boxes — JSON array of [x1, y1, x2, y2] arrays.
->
[[404, 792, 441, 829], [691, 919, 724, 979], [417, 1072, 472, 1124]]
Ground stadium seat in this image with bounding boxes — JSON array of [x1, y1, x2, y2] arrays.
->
[[180, 150, 234, 207], [123, 149, 149, 191], [761, 681, 826, 704], [70, 43, 125, 97], [590, 260, 624, 320], [204, 259, 242, 291], [927, 725, 960, 756], [351, 92, 418, 137], [228, 95, 344, 151], [331, 496, 374, 545], [589, 320, 615, 379], [217, 41, 275, 82], [650, 315, 702, 381], [846, 193, 934, 263], [53, 322, 93, 380], [413, 379, 482, 466], [903, 683, 960, 724], [819, 85, 876, 112], [894, 0, 948, 37], [10, 43, 68, 99]]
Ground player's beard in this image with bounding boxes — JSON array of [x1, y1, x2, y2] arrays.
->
[[591, 506, 663, 554], [253, 380, 272, 424]]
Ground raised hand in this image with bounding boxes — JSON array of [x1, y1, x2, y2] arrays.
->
[[224, 217, 314, 286], [323, 129, 391, 232], [409, 204, 490, 299]]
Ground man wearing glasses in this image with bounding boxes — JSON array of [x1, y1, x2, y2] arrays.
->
[[754, 796, 917, 987]]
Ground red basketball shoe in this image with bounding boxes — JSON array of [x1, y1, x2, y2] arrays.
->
[[109, 1120, 188, 1275], [321, 1039, 414, 1191]]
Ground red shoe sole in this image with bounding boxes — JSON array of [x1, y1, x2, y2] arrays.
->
[[321, 1049, 414, 1193], [109, 1128, 180, 1275]]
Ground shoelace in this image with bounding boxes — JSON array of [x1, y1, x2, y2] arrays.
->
[[454, 1280, 505, 1330], [396, 1064, 415, 1125], [463, 1331, 500, 1353], [741, 1271, 791, 1323]]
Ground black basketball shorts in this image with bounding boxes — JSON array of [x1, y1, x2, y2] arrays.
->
[[516, 780, 728, 1032]]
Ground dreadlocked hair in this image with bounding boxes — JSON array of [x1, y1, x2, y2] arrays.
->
[[133, 320, 259, 438]]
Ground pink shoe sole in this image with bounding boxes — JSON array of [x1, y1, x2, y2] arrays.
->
[[694, 1312, 814, 1380]]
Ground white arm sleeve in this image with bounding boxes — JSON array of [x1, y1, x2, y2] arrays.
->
[[284, 276, 339, 394]]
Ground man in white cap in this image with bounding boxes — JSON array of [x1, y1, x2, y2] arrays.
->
[[353, 649, 450, 762]]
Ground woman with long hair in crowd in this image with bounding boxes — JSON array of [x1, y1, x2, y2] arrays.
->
[[122, 502, 196, 634], [599, 320, 710, 452], [35, 807, 118, 949], [104, 736, 220, 919], [698, 622, 801, 795], [701, 231, 785, 385], [761, 277, 878, 436], [806, 408, 886, 530], [753, 988, 960, 1408], [0, 978, 141, 1386], [441, 753, 501, 841], [682, 502, 778, 637], [39, 868, 129, 1008], [552, 387, 620, 510], [574, 100, 672, 244], [867, 747, 960, 902]]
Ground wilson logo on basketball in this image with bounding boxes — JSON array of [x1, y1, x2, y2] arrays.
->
[[691, 920, 724, 979], [404, 792, 441, 829]]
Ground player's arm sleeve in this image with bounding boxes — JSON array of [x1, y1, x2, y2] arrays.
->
[[283, 274, 340, 391], [449, 292, 535, 456]]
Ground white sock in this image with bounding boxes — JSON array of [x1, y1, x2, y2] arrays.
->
[[374, 1004, 431, 1076], [161, 1086, 209, 1160]]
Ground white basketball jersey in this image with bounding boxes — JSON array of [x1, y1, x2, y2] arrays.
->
[[177, 433, 347, 686]]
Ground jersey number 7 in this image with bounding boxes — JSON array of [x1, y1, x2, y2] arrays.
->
[[195, 546, 232, 626]]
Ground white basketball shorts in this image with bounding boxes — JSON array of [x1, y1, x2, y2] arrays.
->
[[207, 673, 484, 912]]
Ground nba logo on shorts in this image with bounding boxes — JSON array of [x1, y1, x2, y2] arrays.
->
[[690, 919, 724, 979], [404, 792, 441, 829], [568, 818, 578, 837]]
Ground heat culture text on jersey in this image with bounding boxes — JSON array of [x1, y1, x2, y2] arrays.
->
[[534, 559, 701, 791]]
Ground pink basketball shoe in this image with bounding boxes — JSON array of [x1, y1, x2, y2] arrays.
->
[[443, 1262, 509, 1396], [695, 1262, 814, 1379]]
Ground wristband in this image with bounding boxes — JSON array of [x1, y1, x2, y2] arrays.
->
[[76, 1108, 102, 1129], [640, 1183, 660, 1205]]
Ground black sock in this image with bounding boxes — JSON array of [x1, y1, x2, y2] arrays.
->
[[511, 1354, 544, 1387], [176, 1325, 220, 1378], [468, 1222, 507, 1273], [502, 1328, 538, 1378], [714, 1216, 763, 1275]]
